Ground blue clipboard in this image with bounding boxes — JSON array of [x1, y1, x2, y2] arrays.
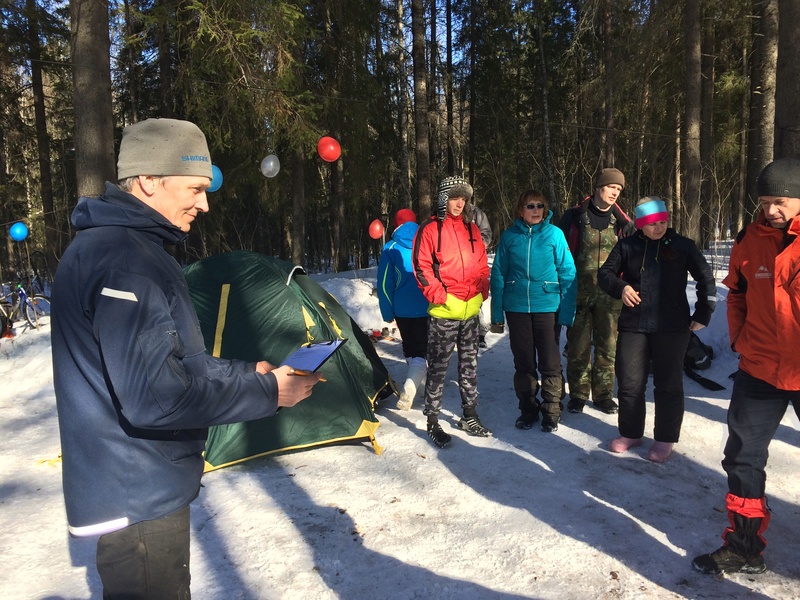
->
[[281, 339, 347, 373]]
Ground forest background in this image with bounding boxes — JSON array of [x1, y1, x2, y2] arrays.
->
[[2, 0, 800, 276]]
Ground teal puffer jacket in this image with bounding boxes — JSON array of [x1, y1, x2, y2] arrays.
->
[[490, 211, 577, 326]]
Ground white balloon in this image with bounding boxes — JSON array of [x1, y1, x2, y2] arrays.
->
[[260, 154, 280, 178]]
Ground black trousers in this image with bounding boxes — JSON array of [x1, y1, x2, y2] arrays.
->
[[723, 370, 800, 498], [394, 316, 429, 359], [96, 505, 191, 600], [615, 329, 690, 442], [506, 311, 562, 416]]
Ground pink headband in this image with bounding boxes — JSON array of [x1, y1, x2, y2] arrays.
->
[[634, 199, 668, 228]]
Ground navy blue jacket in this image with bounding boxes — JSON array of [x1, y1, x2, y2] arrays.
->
[[52, 183, 280, 537], [597, 228, 716, 333]]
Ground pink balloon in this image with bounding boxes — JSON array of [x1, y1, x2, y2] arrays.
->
[[368, 219, 385, 240], [317, 136, 342, 162]]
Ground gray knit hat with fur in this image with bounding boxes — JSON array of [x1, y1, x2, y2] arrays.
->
[[756, 157, 800, 198], [437, 176, 474, 217], [117, 118, 213, 180]]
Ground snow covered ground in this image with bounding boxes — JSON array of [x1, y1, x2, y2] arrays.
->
[[1, 261, 799, 600]]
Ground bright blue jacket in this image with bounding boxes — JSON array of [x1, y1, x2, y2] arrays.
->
[[490, 211, 577, 326], [52, 183, 280, 537], [377, 221, 429, 321]]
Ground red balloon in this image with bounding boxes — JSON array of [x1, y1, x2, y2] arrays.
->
[[317, 136, 341, 162], [368, 219, 385, 240]]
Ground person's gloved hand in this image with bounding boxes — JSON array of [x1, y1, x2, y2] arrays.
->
[[490, 322, 504, 334]]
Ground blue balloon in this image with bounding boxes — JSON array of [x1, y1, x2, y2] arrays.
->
[[208, 165, 223, 192], [9, 222, 28, 242]]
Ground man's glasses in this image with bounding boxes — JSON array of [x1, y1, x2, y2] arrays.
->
[[525, 203, 545, 210]]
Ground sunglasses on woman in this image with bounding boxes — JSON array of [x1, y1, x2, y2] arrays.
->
[[525, 203, 545, 210]]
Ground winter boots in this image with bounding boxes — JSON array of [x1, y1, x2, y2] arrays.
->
[[396, 357, 427, 411], [458, 415, 492, 437], [592, 398, 619, 414], [692, 494, 770, 575], [514, 372, 540, 429], [539, 375, 563, 432], [427, 419, 452, 449]]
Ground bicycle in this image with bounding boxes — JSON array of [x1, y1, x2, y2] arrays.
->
[[0, 280, 51, 335]]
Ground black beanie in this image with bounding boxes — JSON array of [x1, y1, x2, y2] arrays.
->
[[756, 157, 800, 198]]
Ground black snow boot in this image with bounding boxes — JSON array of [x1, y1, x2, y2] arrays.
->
[[427, 420, 452, 449], [692, 495, 770, 575]]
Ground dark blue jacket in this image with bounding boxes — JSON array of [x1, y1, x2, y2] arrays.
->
[[597, 228, 716, 333], [52, 183, 280, 537], [377, 221, 429, 321]]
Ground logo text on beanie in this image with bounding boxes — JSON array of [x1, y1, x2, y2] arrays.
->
[[181, 155, 210, 162]]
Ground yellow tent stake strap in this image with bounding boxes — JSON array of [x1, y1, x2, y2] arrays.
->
[[302, 306, 317, 342]]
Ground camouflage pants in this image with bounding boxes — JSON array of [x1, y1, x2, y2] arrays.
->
[[566, 290, 622, 402], [423, 316, 480, 418]]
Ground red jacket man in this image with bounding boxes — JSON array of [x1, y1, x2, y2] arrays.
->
[[693, 157, 800, 575]]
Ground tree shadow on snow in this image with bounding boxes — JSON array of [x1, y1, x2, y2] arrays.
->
[[382, 384, 797, 599]]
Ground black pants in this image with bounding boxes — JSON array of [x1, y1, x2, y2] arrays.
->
[[395, 316, 429, 359], [723, 370, 800, 498], [96, 506, 191, 600], [615, 329, 690, 442], [506, 312, 562, 417]]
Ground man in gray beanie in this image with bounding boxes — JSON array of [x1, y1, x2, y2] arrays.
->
[[693, 157, 800, 576], [51, 118, 321, 597]]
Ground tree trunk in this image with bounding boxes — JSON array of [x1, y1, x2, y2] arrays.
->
[[746, 0, 777, 221], [411, 0, 431, 216], [27, 0, 59, 259], [699, 13, 714, 246], [534, 7, 556, 206], [396, 0, 412, 208], [445, 0, 454, 174], [682, 0, 702, 242], [157, 13, 174, 118], [429, 0, 438, 176], [332, 158, 347, 272], [775, 0, 800, 158], [71, 0, 115, 201], [602, 0, 615, 166], [290, 150, 306, 266], [122, 0, 138, 123]]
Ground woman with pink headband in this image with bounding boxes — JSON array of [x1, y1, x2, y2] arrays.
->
[[597, 197, 717, 462]]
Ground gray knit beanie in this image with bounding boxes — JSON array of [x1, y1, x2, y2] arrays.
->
[[117, 118, 213, 180], [437, 176, 473, 217], [756, 157, 800, 198], [594, 167, 625, 190]]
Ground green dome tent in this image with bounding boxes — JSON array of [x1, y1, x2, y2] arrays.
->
[[183, 251, 390, 471]]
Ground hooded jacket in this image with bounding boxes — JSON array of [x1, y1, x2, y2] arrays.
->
[[52, 183, 280, 537], [724, 214, 800, 390], [412, 212, 489, 320], [490, 211, 577, 326], [597, 228, 716, 333], [377, 221, 429, 321]]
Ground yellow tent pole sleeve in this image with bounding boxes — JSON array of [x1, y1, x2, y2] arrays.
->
[[212, 284, 231, 357]]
